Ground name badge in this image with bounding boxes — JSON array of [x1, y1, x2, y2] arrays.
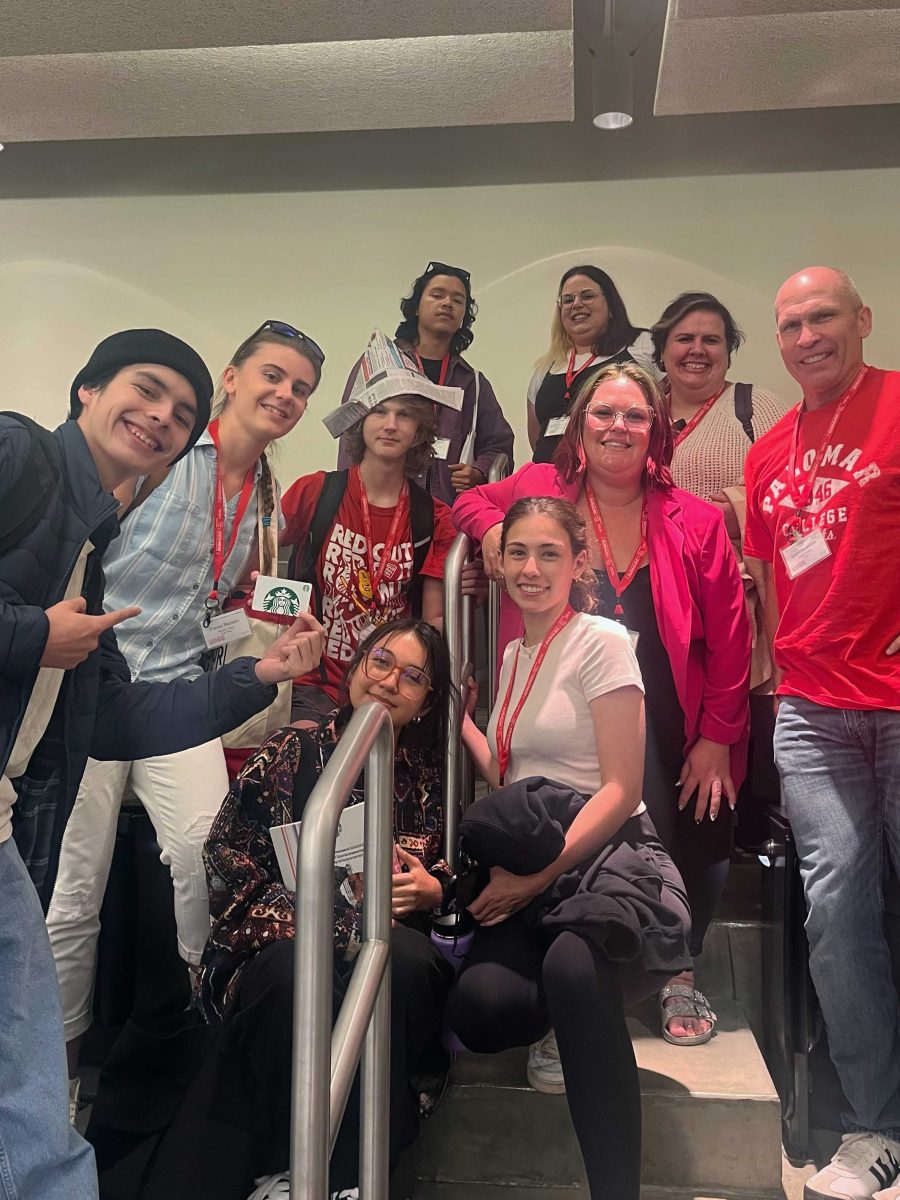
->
[[251, 575, 312, 617], [545, 415, 570, 438], [201, 607, 251, 650], [780, 527, 831, 580], [432, 436, 451, 460]]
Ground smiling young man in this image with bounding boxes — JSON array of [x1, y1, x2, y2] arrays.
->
[[744, 270, 900, 1200], [336, 261, 514, 505], [0, 329, 324, 1200], [284, 386, 456, 724]]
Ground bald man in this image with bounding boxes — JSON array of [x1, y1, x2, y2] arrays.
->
[[744, 267, 900, 1200]]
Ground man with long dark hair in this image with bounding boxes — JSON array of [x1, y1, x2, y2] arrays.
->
[[337, 261, 514, 505]]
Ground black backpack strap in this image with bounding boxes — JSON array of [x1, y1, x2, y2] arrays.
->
[[734, 383, 755, 443], [287, 470, 349, 602], [0, 414, 62, 556], [406, 479, 435, 618]]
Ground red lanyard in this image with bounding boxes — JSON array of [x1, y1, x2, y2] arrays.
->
[[672, 384, 726, 447], [207, 419, 256, 607], [564, 347, 598, 403], [414, 351, 451, 386], [495, 606, 576, 782], [786, 365, 868, 517], [357, 467, 409, 611], [585, 487, 648, 618]]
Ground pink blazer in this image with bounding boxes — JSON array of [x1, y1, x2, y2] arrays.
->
[[452, 463, 751, 787]]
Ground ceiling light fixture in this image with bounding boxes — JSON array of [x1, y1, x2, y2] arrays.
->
[[592, 40, 634, 130]]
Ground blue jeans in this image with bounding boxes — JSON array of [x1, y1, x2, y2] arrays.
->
[[0, 838, 98, 1199], [774, 697, 900, 1139]]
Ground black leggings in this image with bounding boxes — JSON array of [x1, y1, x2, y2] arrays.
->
[[144, 925, 453, 1199], [642, 726, 732, 959], [447, 917, 658, 1200]]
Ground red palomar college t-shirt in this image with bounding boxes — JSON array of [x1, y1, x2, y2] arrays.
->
[[281, 467, 456, 699], [744, 367, 900, 710]]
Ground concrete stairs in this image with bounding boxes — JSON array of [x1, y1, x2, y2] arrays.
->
[[393, 861, 784, 1200]]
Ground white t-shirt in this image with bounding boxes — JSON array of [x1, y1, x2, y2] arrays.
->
[[669, 383, 789, 500], [487, 612, 645, 815], [526, 331, 661, 407]]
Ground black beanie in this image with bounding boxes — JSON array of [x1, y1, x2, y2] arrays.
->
[[69, 329, 214, 461]]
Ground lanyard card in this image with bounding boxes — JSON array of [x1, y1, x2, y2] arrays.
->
[[432, 436, 451, 461], [251, 575, 312, 617], [201, 607, 251, 650], [545, 415, 570, 438], [780, 527, 831, 580]]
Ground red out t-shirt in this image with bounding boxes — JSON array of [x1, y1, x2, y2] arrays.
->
[[281, 467, 455, 698], [744, 367, 900, 710]]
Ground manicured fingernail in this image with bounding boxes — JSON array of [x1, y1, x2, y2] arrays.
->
[[710, 811, 717, 822]]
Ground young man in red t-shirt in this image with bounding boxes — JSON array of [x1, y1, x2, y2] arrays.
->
[[744, 267, 900, 1200], [282, 393, 456, 723]]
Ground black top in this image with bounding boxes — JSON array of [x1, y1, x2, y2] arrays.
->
[[532, 344, 639, 464], [418, 355, 444, 385], [592, 564, 685, 803]]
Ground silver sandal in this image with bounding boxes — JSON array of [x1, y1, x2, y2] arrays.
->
[[658, 981, 717, 1046]]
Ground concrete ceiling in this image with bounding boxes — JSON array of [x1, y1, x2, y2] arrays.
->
[[655, 0, 900, 114], [0, 1, 898, 197]]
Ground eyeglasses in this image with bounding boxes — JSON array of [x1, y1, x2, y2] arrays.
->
[[241, 320, 325, 366], [584, 404, 654, 432], [558, 288, 602, 309], [363, 646, 431, 699], [424, 261, 471, 286]]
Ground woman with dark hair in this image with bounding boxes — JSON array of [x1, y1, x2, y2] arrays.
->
[[652, 291, 788, 542], [47, 320, 325, 1108], [451, 496, 689, 1200], [147, 618, 456, 1200], [454, 363, 751, 1047], [528, 265, 660, 464], [336, 261, 514, 505]]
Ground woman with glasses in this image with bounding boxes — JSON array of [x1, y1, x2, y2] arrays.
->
[[454, 363, 750, 1047], [451, 496, 690, 1200], [528, 265, 659, 465], [148, 619, 455, 1200], [47, 321, 324, 1106], [335, 261, 515, 504]]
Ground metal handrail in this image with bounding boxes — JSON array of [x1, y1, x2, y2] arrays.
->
[[443, 530, 475, 868], [485, 453, 510, 706], [290, 701, 394, 1200]]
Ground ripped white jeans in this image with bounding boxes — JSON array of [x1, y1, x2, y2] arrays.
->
[[46, 741, 228, 1041]]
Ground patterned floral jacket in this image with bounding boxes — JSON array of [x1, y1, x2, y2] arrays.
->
[[196, 716, 451, 1021]]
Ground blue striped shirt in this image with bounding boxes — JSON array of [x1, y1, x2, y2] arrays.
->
[[103, 430, 273, 684]]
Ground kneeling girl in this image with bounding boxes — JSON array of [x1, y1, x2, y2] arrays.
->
[[453, 498, 690, 1200]]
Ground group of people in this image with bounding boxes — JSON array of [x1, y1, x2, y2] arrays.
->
[[0, 258, 897, 1200]]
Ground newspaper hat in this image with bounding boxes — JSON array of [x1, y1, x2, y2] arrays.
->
[[322, 329, 463, 440]]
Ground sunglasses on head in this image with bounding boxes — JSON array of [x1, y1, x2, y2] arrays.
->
[[424, 262, 471, 287], [241, 320, 325, 366]]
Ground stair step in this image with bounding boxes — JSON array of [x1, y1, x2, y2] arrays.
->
[[394, 999, 781, 1197], [395, 1187, 782, 1199]]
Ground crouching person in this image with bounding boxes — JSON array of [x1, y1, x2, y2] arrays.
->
[[142, 618, 455, 1200], [0, 328, 324, 1200]]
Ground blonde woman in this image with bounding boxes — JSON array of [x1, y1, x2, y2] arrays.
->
[[527, 265, 659, 464]]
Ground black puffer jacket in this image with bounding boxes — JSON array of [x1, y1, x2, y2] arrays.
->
[[0, 415, 277, 907]]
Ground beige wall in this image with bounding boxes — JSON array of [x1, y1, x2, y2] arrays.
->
[[2, 167, 897, 487]]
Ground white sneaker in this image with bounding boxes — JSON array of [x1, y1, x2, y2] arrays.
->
[[331, 1191, 359, 1199], [526, 1029, 566, 1094], [874, 1188, 900, 1200], [247, 1174, 290, 1200], [804, 1133, 900, 1199]]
